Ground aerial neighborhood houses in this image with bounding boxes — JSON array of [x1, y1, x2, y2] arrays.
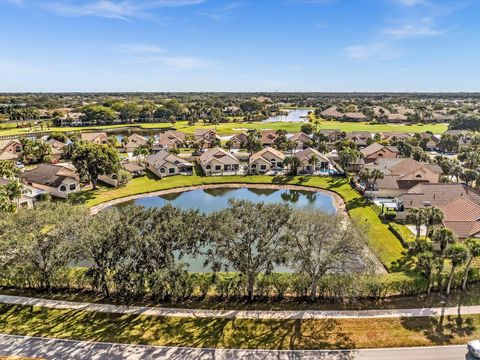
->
[[80, 132, 108, 144], [0, 139, 22, 161], [146, 150, 193, 178], [199, 147, 241, 176], [249, 147, 286, 174]]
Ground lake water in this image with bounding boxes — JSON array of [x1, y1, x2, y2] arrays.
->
[[263, 108, 311, 123], [115, 187, 337, 272]]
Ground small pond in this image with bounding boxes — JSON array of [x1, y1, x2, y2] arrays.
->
[[114, 187, 337, 272], [263, 108, 311, 123]]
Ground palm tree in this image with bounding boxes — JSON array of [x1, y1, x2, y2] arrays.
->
[[424, 207, 444, 237], [416, 252, 438, 295], [444, 243, 469, 296], [284, 156, 301, 175], [431, 228, 457, 254], [406, 208, 427, 239], [4, 180, 23, 208], [370, 169, 384, 190], [462, 238, 480, 291], [308, 154, 319, 173], [358, 168, 372, 190]]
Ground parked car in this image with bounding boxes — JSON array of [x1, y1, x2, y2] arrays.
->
[[15, 161, 24, 169], [468, 340, 480, 358]]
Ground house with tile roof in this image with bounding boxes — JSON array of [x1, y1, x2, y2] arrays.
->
[[0, 139, 22, 161], [440, 197, 480, 239], [157, 131, 186, 149], [20, 163, 80, 199], [146, 150, 192, 178], [290, 132, 311, 150], [294, 147, 336, 175], [195, 129, 219, 148], [199, 147, 241, 176], [260, 130, 278, 147], [347, 131, 372, 147], [364, 158, 443, 197], [249, 147, 286, 174], [123, 134, 148, 153], [80, 132, 108, 145], [229, 133, 248, 149], [360, 143, 399, 164]]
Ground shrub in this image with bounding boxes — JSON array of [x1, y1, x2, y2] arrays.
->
[[383, 211, 397, 220]]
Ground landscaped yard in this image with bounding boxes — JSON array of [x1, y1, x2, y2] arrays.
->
[[73, 174, 404, 269], [0, 303, 478, 350], [0, 119, 448, 137]]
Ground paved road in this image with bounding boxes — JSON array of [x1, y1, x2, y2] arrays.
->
[[0, 334, 474, 360], [0, 294, 476, 320]]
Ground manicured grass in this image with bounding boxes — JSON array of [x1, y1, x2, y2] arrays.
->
[[74, 174, 404, 269], [0, 303, 478, 349], [0, 119, 448, 137]]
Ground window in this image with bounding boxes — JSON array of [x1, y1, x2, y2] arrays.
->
[[160, 167, 166, 173], [15, 146, 21, 153], [415, 174, 423, 179], [69, 184, 76, 191], [169, 168, 175, 174], [206, 165, 211, 170], [251, 164, 257, 169], [260, 165, 267, 170], [215, 165, 221, 171], [60, 185, 67, 192], [378, 153, 384, 157]]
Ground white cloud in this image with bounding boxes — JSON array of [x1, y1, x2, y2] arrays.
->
[[344, 42, 400, 60], [199, 2, 239, 21], [384, 18, 446, 38], [32, 0, 205, 20], [116, 43, 164, 53]]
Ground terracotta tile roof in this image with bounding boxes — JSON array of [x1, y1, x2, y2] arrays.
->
[[0, 139, 21, 151], [440, 197, 480, 238], [402, 183, 480, 209], [147, 150, 190, 169], [294, 147, 330, 163], [290, 132, 311, 143], [250, 147, 286, 163], [360, 143, 398, 158], [199, 147, 239, 166], [81, 132, 107, 142]]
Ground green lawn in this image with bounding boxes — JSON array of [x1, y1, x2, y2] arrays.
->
[[0, 119, 448, 137], [0, 303, 478, 349], [74, 174, 404, 269]]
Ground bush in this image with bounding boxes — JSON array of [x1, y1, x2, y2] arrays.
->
[[383, 211, 397, 220], [389, 223, 415, 247]]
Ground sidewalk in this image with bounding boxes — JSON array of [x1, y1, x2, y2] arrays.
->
[[0, 294, 477, 319]]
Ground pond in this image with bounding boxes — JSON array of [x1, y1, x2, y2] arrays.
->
[[263, 108, 311, 123], [114, 187, 337, 272]]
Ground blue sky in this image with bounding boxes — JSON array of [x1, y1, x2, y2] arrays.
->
[[0, 0, 479, 92]]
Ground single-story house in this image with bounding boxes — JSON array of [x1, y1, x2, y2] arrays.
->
[[124, 134, 148, 153], [364, 158, 443, 198], [347, 131, 372, 147], [122, 162, 146, 177], [20, 163, 80, 199], [199, 147, 241, 175], [146, 150, 192, 178], [290, 132, 311, 150], [260, 130, 278, 147], [157, 131, 186, 149], [46, 138, 65, 161], [440, 197, 480, 239], [0, 139, 22, 161], [195, 129, 219, 148], [420, 133, 440, 151], [294, 147, 333, 174], [380, 132, 412, 143], [249, 147, 285, 174], [360, 143, 399, 164], [0, 178, 41, 208], [318, 129, 344, 143], [81, 132, 108, 145], [229, 133, 248, 149]]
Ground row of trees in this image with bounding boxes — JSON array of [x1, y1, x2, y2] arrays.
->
[[0, 200, 367, 302]]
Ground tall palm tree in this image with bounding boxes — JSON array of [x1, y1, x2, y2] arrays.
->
[[370, 169, 384, 190], [406, 208, 427, 239], [4, 180, 23, 208], [444, 243, 469, 296], [416, 252, 438, 295], [308, 154, 319, 173], [358, 168, 372, 190], [284, 156, 301, 175], [424, 207, 444, 237], [462, 238, 480, 291], [431, 228, 457, 255]]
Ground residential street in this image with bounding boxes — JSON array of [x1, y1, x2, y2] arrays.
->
[[0, 334, 473, 360]]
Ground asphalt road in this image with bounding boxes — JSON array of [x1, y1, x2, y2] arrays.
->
[[0, 334, 475, 360]]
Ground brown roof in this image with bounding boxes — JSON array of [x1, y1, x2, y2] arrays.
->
[[260, 131, 278, 145], [440, 198, 480, 238], [146, 150, 190, 169], [199, 147, 239, 166], [20, 164, 76, 188], [122, 162, 145, 173], [360, 143, 398, 158], [402, 183, 480, 209], [81, 132, 107, 142], [250, 147, 286, 163], [290, 132, 311, 143], [294, 147, 330, 163], [0, 139, 21, 151]]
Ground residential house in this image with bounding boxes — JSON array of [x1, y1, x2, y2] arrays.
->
[[124, 134, 148, 153], [122, 162, 146, 177], [157, 131, 186, 149], [290, 132, 311, 150], [420, 133, 440, 151], [80, 132, 108, 145], [320, 107, 343, 120], [249, 147, 286, 174], [318, 129, 344, 144], [229, 133, 248, 149], [347, 131, 372, 147], [46, 139, 65, 161], [400, 183, 480, 212], [199, 147, 241, 175], [438, 198, 480, 239], [146, 150, 193, 178], [0, 178, 41, 208], [364, 158, 443, 197], [320, 106, 368, 122], [195, 129, 219, 148], [260, 130, 278, 147], [294, 147, 335, 175], [380, 132, 412, 143], [444, 129, 473, 149], [360, 143, 399, 164], [0, 139, 22, 161], [20, 163, 80, 199]]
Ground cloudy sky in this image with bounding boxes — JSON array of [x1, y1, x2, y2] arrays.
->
[[0, 0, 478, 92]]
